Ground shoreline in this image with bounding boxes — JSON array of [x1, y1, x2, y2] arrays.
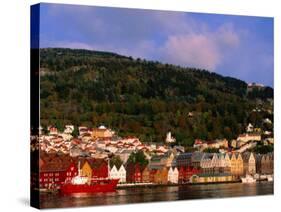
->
[[116, 179, 271, 189], [116, 180, 241, 189], [38, 179, 271, 193]]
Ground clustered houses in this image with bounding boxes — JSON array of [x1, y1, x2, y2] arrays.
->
[[237, 133, 261, 143], [38, 151, 274, 189], [256, 153, 274, 174], [193, 139, 228, 151], [36, 124, 274, 189], [39, 125, 169, 159]]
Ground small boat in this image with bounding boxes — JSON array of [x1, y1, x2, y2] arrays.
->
[[267, 175, 273, 182], [241, 174, 256, 183]]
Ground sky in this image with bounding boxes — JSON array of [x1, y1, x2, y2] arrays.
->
[[38, 3, 274, 87]]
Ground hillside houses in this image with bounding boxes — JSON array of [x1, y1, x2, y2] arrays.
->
[[92, 125, 115, 139], [237, 133, 261, 143], [193, 139, 228, 151]]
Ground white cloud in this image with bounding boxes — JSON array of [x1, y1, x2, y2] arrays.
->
[[216, 23, 240, 48], [157, 22, 241, 70], [161, 34, 221, 70]]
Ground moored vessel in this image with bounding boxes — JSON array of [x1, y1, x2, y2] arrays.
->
[[241, 174, 256, 183], [60, 162, 119, 194]]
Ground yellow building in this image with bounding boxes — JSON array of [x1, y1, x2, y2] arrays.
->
[[81, 160, 93, 179], [92, 125, 114, 139], [230, 153, 244, 177]]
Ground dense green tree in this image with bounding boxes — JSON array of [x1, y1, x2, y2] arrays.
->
[[110, 155, 123, 169], [127, 151, 148, 166]]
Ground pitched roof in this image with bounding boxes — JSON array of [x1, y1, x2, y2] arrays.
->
[[177, 152, 193, 160], [191, 152, 204, 162], [40, 153, 75, 172]]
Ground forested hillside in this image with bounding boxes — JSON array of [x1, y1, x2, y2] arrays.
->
[[39, 48, 273, 146]]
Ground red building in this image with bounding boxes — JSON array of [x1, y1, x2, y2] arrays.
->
[[39, 154, 78, 189], [178, 166, 201, 183], [178, 167, 185, 183], [126, 163, 142, 183], [185, 166, 200, 180], [91, 159, 109, 178]]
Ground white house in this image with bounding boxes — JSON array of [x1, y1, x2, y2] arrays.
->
[[246, 123, 254, 133], [166, 132, 176, 143], [109, 165, 126, 183], [64, 125, 74, 134], [224, 153, 231, 168], [168, 167, 178, 184], [118, 165, 126, 183], [109, 165, 119, 179]]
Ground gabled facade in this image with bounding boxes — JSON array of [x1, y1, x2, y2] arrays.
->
[[109, 165, 119, 180], [141, 166, 150, 183], [261, 153, 274, 174], [126, 163, 142, 183], [109, 164, 126, 183], [92, 160, 109, 178], [153, 167, 168, 184], [40, 162, 77, 189], [81, 160, 93, 179], [118, 165, 126, 183], [168, 167, 178, 184], [229, 153, 243, 177], [242, 152, 256, 175]]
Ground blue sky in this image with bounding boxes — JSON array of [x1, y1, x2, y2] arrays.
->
[[39, 3, 274, 87]]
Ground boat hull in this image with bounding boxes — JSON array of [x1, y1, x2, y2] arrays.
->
[[60, 179, 119, 194]]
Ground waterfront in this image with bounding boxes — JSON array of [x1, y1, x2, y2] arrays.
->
[[40, 181, 273, 208]]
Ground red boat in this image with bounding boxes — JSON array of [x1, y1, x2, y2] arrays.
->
[[60, 162, 119, 194]]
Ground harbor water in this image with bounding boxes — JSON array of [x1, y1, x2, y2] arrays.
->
[[40, 181, 273, 208]]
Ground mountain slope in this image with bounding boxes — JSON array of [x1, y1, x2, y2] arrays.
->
[[39, 48, 273, 146]]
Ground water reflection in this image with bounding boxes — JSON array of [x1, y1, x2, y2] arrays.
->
[[40, 182, 273, 208]]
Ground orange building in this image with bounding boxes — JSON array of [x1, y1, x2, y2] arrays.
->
[[142, 166, 151, 183], [92, 125, 114, 139], [152, 167, 168, 184]]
